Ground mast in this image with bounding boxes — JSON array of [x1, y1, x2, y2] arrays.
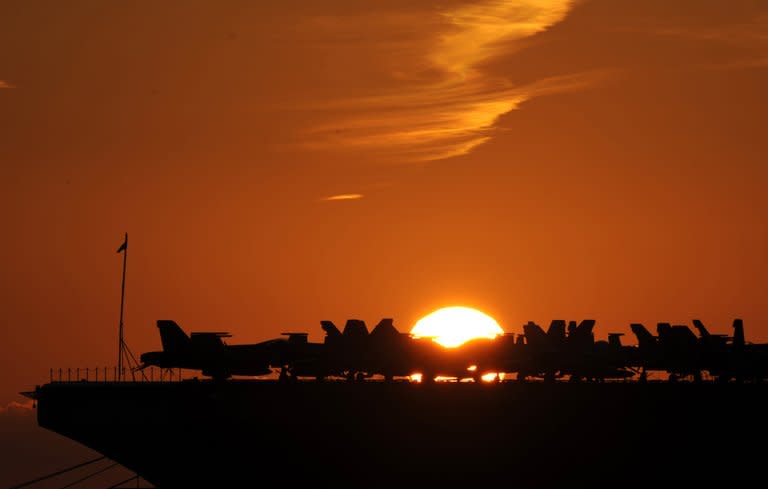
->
[[117, 232, 128, 380]]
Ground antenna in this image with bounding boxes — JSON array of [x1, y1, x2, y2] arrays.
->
[[116, 232, 128, 380]]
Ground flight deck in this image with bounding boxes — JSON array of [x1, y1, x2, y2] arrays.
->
[[30, 379, 768, 488]]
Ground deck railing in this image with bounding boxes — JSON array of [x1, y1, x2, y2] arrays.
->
[[48, 366, 189, 383], [45, 367, 694, 383]]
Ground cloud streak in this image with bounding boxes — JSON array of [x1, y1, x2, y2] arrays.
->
[[433, 0, 573, 77], [307, 1, 595, 161], [0, 400, 34, 415], [322, 194, 364, 201], [311, 70, 606, 161], [649, 13, 768, 71], [0, 80, 15, 89]]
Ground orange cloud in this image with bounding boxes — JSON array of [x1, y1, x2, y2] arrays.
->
[[322, 193, 364, 201], [0, 400, 33, 415], [648, 14, 768, 71], [433, 0, 574, 77], [306, 1, 597, 161], [309, 70, 606, 161], [0, 80, 14, 89]]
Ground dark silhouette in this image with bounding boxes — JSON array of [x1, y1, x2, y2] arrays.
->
[[697, 318, 768, 382], [25, 316, 768, 488], [139, 316, 768, 384], [628, 322, 703, 381], [626, 318, 768, 382], [138, 320, 274, 379]]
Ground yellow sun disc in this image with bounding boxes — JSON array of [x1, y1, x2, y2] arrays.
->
[[411, 306, 504, 348]]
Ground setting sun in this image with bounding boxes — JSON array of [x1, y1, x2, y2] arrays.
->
[[411, 306, 504, 348]]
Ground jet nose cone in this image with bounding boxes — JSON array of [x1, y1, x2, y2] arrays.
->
[[140, 351, 162, 365]]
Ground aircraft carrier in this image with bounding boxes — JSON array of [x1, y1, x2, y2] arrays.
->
[[30, 378, 768, 488]]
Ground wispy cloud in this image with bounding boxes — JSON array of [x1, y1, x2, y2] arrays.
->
[[0, 400, 33, 415], [651, 14, 768, 45], [311, 70, 606, 161], [322, 193, 364, 201], [306, 1, 595, 161], [433, 0, 573, 77], [650, 14, 768, 71], [0, 80, 15, 89]]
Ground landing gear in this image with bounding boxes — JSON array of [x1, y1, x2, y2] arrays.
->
[[344, 371, 367, 382], [693, 371, 702, 383], [279, 366, 297, 382], [204, 369, 231, 382]]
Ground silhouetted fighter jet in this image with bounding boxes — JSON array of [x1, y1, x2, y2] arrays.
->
[[312, 318, 484, 382], [139, 320, 274, 380], [317, 318, 438, 381], [564, 323, 636, 382], [367, 318, 428, 380], [630, 322, 711, 381], [516, 319, 635, 382], [264, 332, 325, 381], [317, 318, 372, 381], [443, 334, 519, 382], [516, 320, 564, 381], [693, 318, 768, 382]]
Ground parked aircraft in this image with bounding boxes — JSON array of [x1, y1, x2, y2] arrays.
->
[[139, 320, 275, 380], [630, 323, 699, 381], [139, 317, 767, 383], [516, 319, 635, 382], [695, 318, 768, 382], [319, 318, 444, 381]]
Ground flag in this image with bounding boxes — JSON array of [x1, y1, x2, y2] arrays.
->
[[116, 234, 127, 253]]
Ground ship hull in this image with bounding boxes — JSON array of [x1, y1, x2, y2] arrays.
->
[[34, 380, 768, 488]]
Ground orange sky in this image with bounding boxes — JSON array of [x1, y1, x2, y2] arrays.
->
[[2, 0, 768, 404]]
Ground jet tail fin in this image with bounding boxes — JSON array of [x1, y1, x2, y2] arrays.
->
[[655, 323, 673, 343], [157, 320, 190, 353], [692, 319, 710, 338], [321, 321, 342, 338], [370, 318, 398, 338], [733, 318, 745, 348], [343, 319, 369, 338], [630, 323, 656, 349], [569, 319, 596, 344], [547, 320, 567, 343], [522, 321, 547, 346]]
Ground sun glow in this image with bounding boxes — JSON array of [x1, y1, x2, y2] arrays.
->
[[409, 372, 504, 383], [411, 306, 504, 348]]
